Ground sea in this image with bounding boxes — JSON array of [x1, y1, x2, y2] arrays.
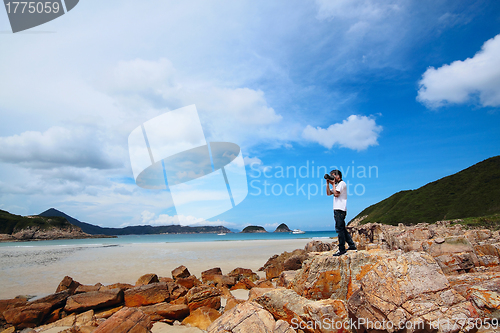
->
[[0, 230, 338, 248]]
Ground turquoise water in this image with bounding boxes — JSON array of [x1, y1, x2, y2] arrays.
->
[[0, 231, 337, 247]]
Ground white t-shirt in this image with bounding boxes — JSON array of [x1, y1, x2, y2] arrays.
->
[[333, 180, 347, 211]]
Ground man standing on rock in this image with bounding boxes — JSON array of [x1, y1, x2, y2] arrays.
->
[[326, 170, 357, 256]]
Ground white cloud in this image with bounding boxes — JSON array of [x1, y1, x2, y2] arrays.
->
[[302, 115, 383, 151], [0, 126, 123, 169], [417, 34, 500, 108]]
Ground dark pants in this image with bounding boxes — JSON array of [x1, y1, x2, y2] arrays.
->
[[334, 210, 355, 252]]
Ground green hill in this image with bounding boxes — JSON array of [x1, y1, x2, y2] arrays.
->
[[241, 225, 267, 233], [0, 209, 73, 234], [354, 156, 500, 226]]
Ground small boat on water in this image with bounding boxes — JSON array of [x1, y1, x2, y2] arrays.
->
[[217, 233, 226, 236], [292, 229, 305, 234]]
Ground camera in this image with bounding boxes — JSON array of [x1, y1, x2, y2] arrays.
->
[[324, 173, 335, 181]]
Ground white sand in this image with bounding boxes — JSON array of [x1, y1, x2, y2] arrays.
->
[[0, 239, 312, 300]]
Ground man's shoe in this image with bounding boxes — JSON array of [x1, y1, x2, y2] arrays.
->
[[347, 246, 357, 252], [332, 250, 347, 257]]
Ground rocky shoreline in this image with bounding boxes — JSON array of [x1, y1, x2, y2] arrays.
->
[[1, 222, 499, 333], [0, 226, 116, 243]]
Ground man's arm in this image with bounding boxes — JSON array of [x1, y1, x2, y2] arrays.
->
[[326, 180, 340, 197]]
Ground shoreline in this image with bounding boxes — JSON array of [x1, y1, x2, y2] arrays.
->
[[0, 238, 318, 300]]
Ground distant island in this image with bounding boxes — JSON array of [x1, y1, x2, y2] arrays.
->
[[353, 155, 500, 229], [274, 223, 291, 232], [241, 225, 267, 233]]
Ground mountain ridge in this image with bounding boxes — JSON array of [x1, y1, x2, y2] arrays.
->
[[38, 208, 231, 235]]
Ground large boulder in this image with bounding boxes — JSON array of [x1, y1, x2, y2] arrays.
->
[[139, 302, 190, 321], [93, 307, 151, 333], [201, 268, 222, 283], [292, 250, 385, 301], [172, 266, 191, 280], [0, 297, 28, 321], [124, 282, 170, 307], [3, 302, 53, 329], [186, 285, 222, 312], [347, 251, 480, 333], [207, 302, 282, 333], [255, 289, 350, 333], [64, 288, 124, 313], [135, 274, 159, 286]]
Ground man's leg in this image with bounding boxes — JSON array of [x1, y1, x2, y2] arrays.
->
[[334, 210, 347, 252]]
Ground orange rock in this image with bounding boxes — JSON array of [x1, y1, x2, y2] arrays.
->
[[201, 268, 222, 283], [181, 306, 221, 330], [139, 302, 190, 321], [93, 307, 151, 333], [170, 296, 187, 305], [224, 298, 245, 312], [56, 276, 81, 295], [65, 289, 124, 313], [124, 283, 170, 307], [0, 296, 28, 321], [176, 275, 201, 289], [228, 267, 259, 282], [186, 285, 222, 312], [171, 265, 191, 280], [3, 302, 53, 329], [135, 273, 159, 286], [166, 282, 188, 301], [292, 250, 380, 300]]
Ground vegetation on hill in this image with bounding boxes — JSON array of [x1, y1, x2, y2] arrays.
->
[[354, 156, 500, 226], [453, 214, 500, 231], [274, 223, 292, 232], [241, 225, 267, 233], [0, 209, 73, 234]]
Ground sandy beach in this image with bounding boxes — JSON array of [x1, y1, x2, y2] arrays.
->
[[0, 238, 314, 300]]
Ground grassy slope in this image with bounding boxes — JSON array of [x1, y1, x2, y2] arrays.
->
[[355, 156, 500, 226], [0, 209, 73, 234]]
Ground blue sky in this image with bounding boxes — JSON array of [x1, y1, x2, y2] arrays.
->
[[0, 0, 499, 231]]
